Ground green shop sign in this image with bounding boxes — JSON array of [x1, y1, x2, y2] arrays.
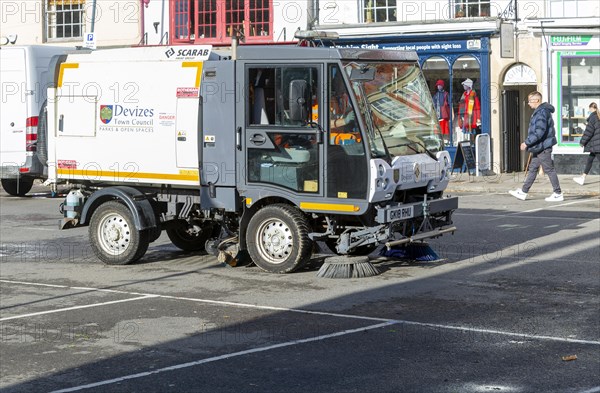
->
[[551, 35, 592, 46]]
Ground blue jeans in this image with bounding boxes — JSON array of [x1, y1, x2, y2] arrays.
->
[[522, 148, 562, 194]]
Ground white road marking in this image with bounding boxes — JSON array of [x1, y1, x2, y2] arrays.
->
[[157, 294, 391, 322], [0, 279, 390, 323], [523, 198, 600, 213], [3, 278, 599, 391], [1, 280, 68, 289], [49, 321, 397, 393], [399, 319, 600, 346], [0, 279, 156, 296], [580, 387, 600, 393], [3, 279, 598, 346], [0, 295, 157, 321]]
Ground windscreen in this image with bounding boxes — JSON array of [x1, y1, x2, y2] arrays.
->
[[343, 61, 443, 159]]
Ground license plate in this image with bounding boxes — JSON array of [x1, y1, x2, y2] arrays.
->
[[387, 205, 414, 221]]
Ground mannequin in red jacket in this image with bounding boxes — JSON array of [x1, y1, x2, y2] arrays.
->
[[433, 79, 451, 145], [457, 78, 481, 143]]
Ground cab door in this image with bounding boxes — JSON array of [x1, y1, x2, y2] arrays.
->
[[326, 64, 369, 200], [243, 64, 323, 197]]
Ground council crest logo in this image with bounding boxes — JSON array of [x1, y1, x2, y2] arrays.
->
[[100, 105, 113, 124]]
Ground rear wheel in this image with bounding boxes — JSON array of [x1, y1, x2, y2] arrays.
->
[[89, 201, 149, 265], [1, 178, 34, 196], [166, 222, 215, 251], [246, 204, 312, 273]]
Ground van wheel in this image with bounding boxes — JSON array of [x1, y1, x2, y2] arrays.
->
[[166, 222, 214, 251], [1, 178, 34, 196], [246, 204, 312, 273], [89, 201, 149, 265]]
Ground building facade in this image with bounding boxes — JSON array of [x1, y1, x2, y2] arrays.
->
[[0, 0, 310, 47], [3, 0, 598, 174], [315, 0, 600, 174]]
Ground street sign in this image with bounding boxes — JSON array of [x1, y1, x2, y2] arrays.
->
[[452, 141, 476, 174], [84, 33, 96, 49]]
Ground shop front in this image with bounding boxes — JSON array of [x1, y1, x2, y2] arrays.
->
[[550, 34, 600, 174]]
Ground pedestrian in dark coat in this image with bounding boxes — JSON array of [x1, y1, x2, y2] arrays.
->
[[573, 102, 600, 185], [509, 91, 563, 202]]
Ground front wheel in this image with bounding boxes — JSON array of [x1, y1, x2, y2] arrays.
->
[[89, 201, 149, 265], [1, 178, 34, 196], [246, 204, 313, 273]]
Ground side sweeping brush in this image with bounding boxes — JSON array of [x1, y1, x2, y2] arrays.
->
[[380, 242, 440, 262], [317, 256, 381, 279]]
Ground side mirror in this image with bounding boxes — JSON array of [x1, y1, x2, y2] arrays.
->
[[288, 79, 308, 122]]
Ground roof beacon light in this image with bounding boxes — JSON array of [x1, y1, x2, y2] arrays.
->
[[295, 30, 339, 47]]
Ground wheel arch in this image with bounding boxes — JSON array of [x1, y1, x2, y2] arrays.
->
[[80, 186, 158, 231], [238, 196, 299, 251]]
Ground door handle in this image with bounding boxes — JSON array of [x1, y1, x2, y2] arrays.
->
[[59, 114, 64, 132], [249, 134, 266, 145], [236, 127, 242, 150]]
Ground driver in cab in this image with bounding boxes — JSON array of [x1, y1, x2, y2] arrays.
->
[[329, 69, 360, 145]]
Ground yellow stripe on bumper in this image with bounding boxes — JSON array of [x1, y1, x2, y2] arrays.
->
[[299, 202, 360, 213]]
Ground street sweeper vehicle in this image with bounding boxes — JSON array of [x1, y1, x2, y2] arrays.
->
[[45, 42, 458, 273]]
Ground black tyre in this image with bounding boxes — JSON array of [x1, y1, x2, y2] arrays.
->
[[166, 222, 214, 251], [89, 201, 149, 265], [1, 178, 34, 196], [246, 204, 313, 273]]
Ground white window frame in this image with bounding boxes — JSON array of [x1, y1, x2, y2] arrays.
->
[[451, 0, 491, 18], [363, 0, 397, 23], [547, 0, 592, 18], [45, 0, 86, 42]]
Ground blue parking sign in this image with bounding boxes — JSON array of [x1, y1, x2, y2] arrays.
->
[[84, 32, 96, 49]]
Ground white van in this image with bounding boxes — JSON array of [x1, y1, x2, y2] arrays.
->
[[0, 45, 72, 196]]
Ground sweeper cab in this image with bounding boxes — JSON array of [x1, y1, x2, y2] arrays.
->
[[45, 41, 458, 273]]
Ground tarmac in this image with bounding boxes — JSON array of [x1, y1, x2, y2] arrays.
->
[[447, 171, 600, 197]]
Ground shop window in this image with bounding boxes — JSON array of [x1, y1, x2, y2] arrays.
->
[[558, 54, 600, 146], [423, 57, 452, 146], [452, 0, 491, 18], [452, 55, 481, 144], [363, 0, 397, 23], [171, 0, 272, 44], [45, 0, 85, 41], [548, 0, 594, 18]]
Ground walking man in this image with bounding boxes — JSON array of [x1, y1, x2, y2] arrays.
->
[[509, 91, 563, 202]]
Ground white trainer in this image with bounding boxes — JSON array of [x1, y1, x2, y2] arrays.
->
[[573, 176, 585, 185], [545, 193, 564, 202], [509, 189, 527, 201]]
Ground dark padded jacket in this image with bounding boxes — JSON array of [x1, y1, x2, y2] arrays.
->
[[525, 102, 557, 154], [581, 112, 600, 153]]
